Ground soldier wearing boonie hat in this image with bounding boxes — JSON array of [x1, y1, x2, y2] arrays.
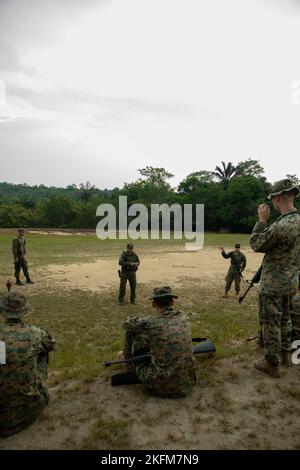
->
[[250, 178, 300, 378], [0, 290, 55, 437], [118, 286, 197, 398], [219, 243, 247, 298], [118, 243, 140, 305]]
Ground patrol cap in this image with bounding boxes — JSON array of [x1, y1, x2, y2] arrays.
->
[[0, 289, 32, 319], [17, 228, 25, 233], [127, 243, 134, 249], [268, 178, 299, 199], [149, 286, 178, 300], [235, 243, 241, 249]]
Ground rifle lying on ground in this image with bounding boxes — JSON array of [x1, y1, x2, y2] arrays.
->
[[238, 265, 263, 304], [104, 337, 216, 368]]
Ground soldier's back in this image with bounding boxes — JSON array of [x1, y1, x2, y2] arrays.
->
[[136, 308, 197, 398], [0, 322, 51, 436]]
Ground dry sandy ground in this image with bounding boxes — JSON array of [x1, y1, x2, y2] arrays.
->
[[1, 355, 300, 450], [43, 248, 264, 292]]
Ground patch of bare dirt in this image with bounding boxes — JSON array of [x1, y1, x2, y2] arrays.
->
[[1, 354, 300, 450], [43, 248, 264, 292]]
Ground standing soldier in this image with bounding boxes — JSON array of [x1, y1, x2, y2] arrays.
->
[[114, 286, 197, 398], [219, 244, 247, 298], [12, 228, 34, 286], [250, 179, 300, 378], [118, 243, 140, 305], [0, 290, 55, 436]]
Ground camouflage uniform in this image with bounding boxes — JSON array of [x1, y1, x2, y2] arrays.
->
[[122, 287, 197, 398], [222, 248, 247, 294], [12, 232, 32, 284], [250, 200, 300, 365], [291, 294, 300, 341], [119, 245, 140, 303], [0, 290, 55, 437]]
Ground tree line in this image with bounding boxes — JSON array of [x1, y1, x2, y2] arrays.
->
[[0, 159, 299, 233]]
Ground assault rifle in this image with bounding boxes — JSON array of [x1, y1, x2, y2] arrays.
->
[[238, 266, 263, 304], [104, 337, 216, 368]]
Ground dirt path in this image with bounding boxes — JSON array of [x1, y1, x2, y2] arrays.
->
[[43, 248, 264, 292]]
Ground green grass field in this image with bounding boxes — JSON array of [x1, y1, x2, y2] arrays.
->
[[0, 230, 258, 383]]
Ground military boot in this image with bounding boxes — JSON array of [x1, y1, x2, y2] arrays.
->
[[26, 277, 34, 284], [16, 278, 24, 286], [281, 351, 292, 367], [223, 292, 229, 299], [254, 359, 281, 378]]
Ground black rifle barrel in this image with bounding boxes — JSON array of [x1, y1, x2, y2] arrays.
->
[[239, 265, 263, 303]]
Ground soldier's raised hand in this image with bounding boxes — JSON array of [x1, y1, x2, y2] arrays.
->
[[258, 204, 271, 224]]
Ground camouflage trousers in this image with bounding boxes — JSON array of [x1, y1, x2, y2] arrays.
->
[[225, 268, 241, 294], [0, 389, 49, 437], [14, 257, 30, 280], [123, 332, 196, 398], [124, 331, 149, 360], [119, 271, 137, 302], [259, 292, 293, 365]]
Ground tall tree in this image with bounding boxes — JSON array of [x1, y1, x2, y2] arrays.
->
[[286, 174, 300, 187], [235, 159, 265, 178], [178, 171, 215, 194], [213, 161, 236, 187], [78, 181, 96, 202]]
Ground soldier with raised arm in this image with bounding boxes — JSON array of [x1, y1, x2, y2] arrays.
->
[[219, 243, 247, 298], [250, 179, 300, 378]]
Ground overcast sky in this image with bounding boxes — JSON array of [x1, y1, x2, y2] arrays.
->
[[0, 0, 300, 189]]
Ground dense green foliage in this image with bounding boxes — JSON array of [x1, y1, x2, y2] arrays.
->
[[0, 160, 299, 232]]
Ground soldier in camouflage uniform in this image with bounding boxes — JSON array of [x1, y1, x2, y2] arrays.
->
[[0, 290, 55, 436], [12, 228, 34, 286], [120, 286, 197, 398], [291, 293, 300, 341], [220, 244, 247, 298], [118, 243, 140, 304], [250, 179, 300, 378]]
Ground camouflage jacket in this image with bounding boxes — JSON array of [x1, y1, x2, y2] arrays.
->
[[291, 294, 300, 315], [119, 251, 140, 272], [250, 210, 300, 294], [12, 237, 26, 259], [0, 321, 55, 432], [221, 251, 247, 272], [123, 307, 197, 398]]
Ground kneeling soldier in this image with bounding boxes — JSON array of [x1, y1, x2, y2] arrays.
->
[[0, 290, 55, 436], [118, 286, 197, 398]]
